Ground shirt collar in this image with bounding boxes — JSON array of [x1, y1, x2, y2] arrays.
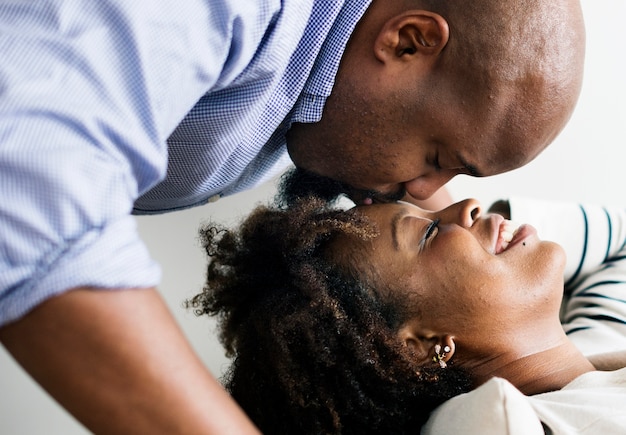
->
[[292, 0, 372, 124]]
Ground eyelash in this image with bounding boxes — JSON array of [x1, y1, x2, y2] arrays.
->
[[430, 152, 442, 171], [419, 218, 440, 251]]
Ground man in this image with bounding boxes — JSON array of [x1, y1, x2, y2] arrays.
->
[[0, 0, 585, 433]]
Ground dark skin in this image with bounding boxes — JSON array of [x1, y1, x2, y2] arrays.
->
[[188, 193, 602, 433], [0, 0, 586, 433], [287, 0, 586, 210], [188, 196, 475, 434], [0, 288, 260, 435], [334, 200, 595, 395]]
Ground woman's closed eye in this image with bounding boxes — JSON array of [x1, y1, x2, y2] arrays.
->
[[419, 218, 440, 252]]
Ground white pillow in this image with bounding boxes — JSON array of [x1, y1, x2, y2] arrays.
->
[[421, 377, 544, 435]]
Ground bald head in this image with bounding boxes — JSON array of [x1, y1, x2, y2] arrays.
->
[[423, 0, 586, 165], [287, 0, 585, 204]]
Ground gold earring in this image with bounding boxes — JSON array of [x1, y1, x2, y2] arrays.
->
[[433, 344, 451, 368]]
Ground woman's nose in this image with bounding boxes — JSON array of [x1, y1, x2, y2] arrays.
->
[[438, 198, 482, 228]]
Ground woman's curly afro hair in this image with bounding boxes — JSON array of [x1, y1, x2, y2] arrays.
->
[[187, 173, 471, 434]]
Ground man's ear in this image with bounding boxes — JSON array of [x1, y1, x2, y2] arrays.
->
[[374, 11, 449, 63], [397, 323, 456, 367]]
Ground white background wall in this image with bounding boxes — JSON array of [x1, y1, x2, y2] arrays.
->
[[1, 1, 624, 433]]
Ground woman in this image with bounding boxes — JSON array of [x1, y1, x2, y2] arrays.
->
[[188, 194, 626, 434]]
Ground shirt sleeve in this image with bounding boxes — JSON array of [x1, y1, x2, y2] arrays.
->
[[0, 0, 275, 326], [507, 197, 626, 356]]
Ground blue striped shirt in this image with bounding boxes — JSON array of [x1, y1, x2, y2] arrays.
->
[[0, 0, 371, 326]]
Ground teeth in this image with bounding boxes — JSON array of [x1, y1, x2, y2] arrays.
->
[[501, 230, 513, 243], [499, 220, 520, 252]]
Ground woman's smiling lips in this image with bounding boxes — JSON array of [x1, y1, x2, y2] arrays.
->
[[492, 215, 525, 255], [501, 224, 537, 253]]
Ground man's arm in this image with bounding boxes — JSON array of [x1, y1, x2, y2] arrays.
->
[[0, 287, 259, 435]]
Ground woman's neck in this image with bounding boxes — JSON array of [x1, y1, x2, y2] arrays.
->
[[473, 340, 595, 395]]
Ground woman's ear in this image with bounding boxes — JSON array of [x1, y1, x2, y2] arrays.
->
[[397, 323, 456, 367], [374, 10, 449, 63], [433, 335, 456, 368]]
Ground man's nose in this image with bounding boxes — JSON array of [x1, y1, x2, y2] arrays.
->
[[403, 171, 457, 200]]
